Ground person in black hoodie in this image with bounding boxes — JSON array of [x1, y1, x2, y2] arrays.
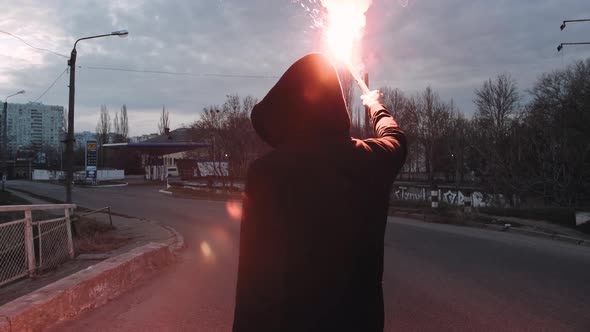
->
[[233, 53, 406, 332]]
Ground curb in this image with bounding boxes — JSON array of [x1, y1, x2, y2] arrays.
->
[[86, 183, 129, 188], [391, 212, 589, 248], [162, 225, 186, 253], [484, 224, 589, 246], [0, 234, 182, 332], [159, 189, 173, 195]]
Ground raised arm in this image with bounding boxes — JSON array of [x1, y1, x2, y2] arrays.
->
[[360, 90, 407, 167]]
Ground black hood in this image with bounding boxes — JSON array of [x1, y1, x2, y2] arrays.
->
[[251, 53, 351, 147]]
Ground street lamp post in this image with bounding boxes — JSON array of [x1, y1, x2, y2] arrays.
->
[[558, 18, 590, 52], [2, 90, 26, 191], [64, 30, 128, 203], [560, 18, 590, 31], [557, 42, 590, 52]]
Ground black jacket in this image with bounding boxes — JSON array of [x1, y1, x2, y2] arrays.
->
[[233, 53, 406, 332]]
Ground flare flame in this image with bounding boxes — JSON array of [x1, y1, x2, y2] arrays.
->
[[320, 0, 372, 93]]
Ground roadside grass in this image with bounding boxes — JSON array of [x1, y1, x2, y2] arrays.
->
[[71, 216, 130, 254], [168, 186, 242, 201], [75, 180, 127, 187], [7, 188, 64, 205], [479, 206, 590, 235], [0, 191, 32, 223], [389, 201, 489, 227], [388, 199, 590, 236], [0, 191, 56, 223], [478, 206, 576, 227]]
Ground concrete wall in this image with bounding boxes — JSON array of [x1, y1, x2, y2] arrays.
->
[[32, 169, 125, 181], [576, 212, 590, 226], [98, 170, 125, 181], [391, 184, 501, 208], [32, 169, 64, 181]]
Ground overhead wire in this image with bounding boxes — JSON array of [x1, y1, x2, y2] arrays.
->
[[0, 30, 68, 59], [34, 67, 68, 102], [85, 66, 279, 79], [30, 64, 276, 105], [1, 29, 278, 102]]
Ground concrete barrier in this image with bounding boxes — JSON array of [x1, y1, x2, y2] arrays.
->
[[31, 169, 125, 181], [576, 212, 590, 226], [0, 242, 173, 332], [97, 170, 125, 181]]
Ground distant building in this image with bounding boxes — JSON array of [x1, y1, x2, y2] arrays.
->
[[74, 131, 96, 149], [129, 133, 159, 143], [1, 102, 64, 157], [104, 127, 211, 181]]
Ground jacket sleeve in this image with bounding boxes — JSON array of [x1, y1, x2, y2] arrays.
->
[[362, 103, 407, 169]]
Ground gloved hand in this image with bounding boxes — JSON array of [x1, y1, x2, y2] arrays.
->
[[360, 90, 384, 109]]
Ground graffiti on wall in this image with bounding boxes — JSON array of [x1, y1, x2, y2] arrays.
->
[[394, 187, 426, 201], [392, 185, 494, 207]]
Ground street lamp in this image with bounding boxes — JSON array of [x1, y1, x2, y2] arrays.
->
[[64, 30, 128, 203], [2, 90, 26, 191], [560, 19, 590, 31], [557, 42, 590, 52], [558, 18, 590, 52]]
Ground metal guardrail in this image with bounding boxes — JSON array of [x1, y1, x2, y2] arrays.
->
[[0, 204, 76, 287]]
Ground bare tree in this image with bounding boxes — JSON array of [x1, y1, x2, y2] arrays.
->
[[113, 112, 121, 141], [415, 87, 452, 182], [474, 74, 520, 140], [95, 105, 111, 145], [524, 58, 590, 206], [444, 107, 469, 184], [193, 94, 264, 182], [381, 87, 418, 179], [468, 75, 523, 205], [112, 104, 129, 143], [158, 105, 170, 134], [120, 104, 129, 141], [337, 67, 355, 118], [95, 105, 111, 168]]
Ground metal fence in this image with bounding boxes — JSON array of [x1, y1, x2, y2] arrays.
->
[[36, 217, 71, 271], [0, 204, 76, 287], [0, 219, 27, 286]]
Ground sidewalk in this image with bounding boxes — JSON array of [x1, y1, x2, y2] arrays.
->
[[0, 190, 174, 306]]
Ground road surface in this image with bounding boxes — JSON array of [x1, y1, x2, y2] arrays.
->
[[8, 180, 590, 331]]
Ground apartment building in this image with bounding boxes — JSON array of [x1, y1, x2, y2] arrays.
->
[[1, 102, 64, 157]]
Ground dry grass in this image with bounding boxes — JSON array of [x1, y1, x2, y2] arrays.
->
[[169, 186, 242, 201], [73, 217, 130, 254]]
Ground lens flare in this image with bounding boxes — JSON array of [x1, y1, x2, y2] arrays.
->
[[200, 241, 213, 259], [226, 200, 242, 221]]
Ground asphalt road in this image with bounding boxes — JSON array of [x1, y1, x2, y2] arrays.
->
[[8, 180, 590, 331]]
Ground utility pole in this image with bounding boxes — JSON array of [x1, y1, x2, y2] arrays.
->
[[64, 30, 128, 203], [65, 47, 77, 203]]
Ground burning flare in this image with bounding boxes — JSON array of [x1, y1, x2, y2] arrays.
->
[[320, 0, 372, 93]]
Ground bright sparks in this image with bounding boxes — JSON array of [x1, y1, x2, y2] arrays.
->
[[320, 0, 372, 65]]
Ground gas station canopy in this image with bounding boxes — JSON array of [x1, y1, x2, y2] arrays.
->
[[103, 142, 209, 156]]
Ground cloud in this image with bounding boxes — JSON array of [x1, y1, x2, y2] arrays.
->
[[1, 0, 589, 135]]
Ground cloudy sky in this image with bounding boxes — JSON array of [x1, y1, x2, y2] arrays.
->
[[1, 0, 589, 136]]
